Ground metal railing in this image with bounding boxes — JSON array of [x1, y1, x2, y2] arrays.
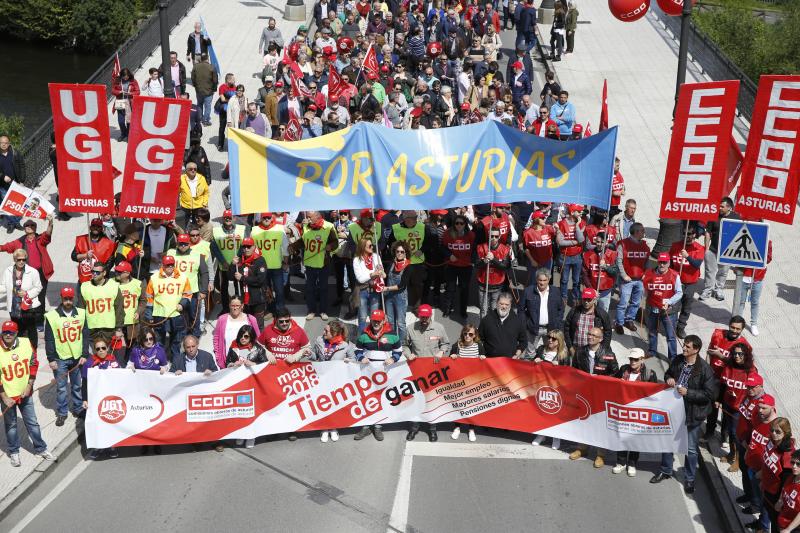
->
[[19, 0, 197, 188], [652, 6, 758, 122]]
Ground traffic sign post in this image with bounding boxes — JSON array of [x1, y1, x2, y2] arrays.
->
[[717, 219, 770, 269]]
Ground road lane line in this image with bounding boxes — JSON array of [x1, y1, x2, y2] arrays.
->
[[387, 448, 413, 533], [9, 458, 91, 533]]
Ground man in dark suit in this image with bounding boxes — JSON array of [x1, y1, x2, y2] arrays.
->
[[170, 335, 218, 375], [313, 0, 338, 29], [518, 269, 564, 357]]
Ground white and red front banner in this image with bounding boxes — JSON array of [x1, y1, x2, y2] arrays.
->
[[48, 83, 115, 214], [736, 75, 800, 224], [87, 360, 687, 453], [0, 182, 55, 219], [660, 80, 740, 221], [118, 96, 191, 219]]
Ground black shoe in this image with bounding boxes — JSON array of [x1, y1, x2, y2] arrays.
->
[[442, 311, 451, 318], [614, 324, 625, 335], [406, 430, 418, 441], [55, 415, 67, 427], [428, 431, 438, 442], [553, 57, 561, 62], [676, 327, 686, 339], [57, 212, 70, 221], [624, 320, 637, 332], [354, 426, 372, 441], [332, 298, 342, 307], [373, 426, 384, 441], [5, 225, 14, 234], [745, 519, 760, 530], [153, 445, 162, 455], [109, 447, 119, 459], [684, 481, 695, 494], [736, 494, 750, 504], [740, 506, 755, 514], [649, 472, 671, 484], [141, 445, 150, 455], [288, 433, 298, 441]]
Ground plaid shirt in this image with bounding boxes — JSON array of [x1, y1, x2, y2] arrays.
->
[[575, 312, 595, 348]]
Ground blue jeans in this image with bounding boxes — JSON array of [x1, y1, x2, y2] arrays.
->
[[155, 315, 186, 360], [55, 358, 83, 417], [384, 290, 408, 341], [559, 254, 581, 301], [616, 279, 643, 325], [187, 293, 202, 338], [358, 290, 381, 333], [660, 423, 700, 483], [116, 109, 129, 138], [305, 265, 330, 315], [199, 94, 213, 123], [736, 278, 764, 326], [647, 308, 678, 360], [748, 466, 770, 530], [267, 268, 285, 313], [3, 396, 47, 454]]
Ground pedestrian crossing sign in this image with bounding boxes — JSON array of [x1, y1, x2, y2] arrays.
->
[[717, 219, 769, 269]]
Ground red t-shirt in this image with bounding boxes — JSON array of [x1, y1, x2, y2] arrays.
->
[[611, 171, 624, 207], [668, 240, 704, 285], [481, 214, 512, 245], [522, 225, 555, 265], [721, 366, 758, 412], [707, 328, 752, 378], [761, 438, 796, 494], [582, 249, 617, 292], [442, 231, 475, 268], [745, 420, 772, 472], [557, 219, 585, 256], [617, 237, 650, 280], [476, 243, 509, 286], [584, 224, 617, 248], [258, 320, 309, 360], [642, 268, 679, 309], [736, 394, 762, 443], [779, 479, 800, 529]]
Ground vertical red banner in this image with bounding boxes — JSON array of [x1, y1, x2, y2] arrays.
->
[[736, 75, 800, 224], [118, 96, 191, 219], [48, 83, 115, 214], [659, 80, 740, 222]]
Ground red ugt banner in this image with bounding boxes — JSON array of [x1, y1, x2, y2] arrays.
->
[[48, 84, 115, 214], [118, 96, 191, 219], [736, 75, 800, 224], [659, 81, 740, 222]]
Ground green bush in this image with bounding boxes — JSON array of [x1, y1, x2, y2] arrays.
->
[[70, 0, 138, 53], [0, 114, 25, 147]]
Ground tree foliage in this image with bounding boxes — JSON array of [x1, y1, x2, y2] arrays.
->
[[70, 0, 138, 53], [0, 114, 25, 147], [694, 1, 800, 82]]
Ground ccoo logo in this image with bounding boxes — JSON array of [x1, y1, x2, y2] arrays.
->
[[98, 395, 127, 424], [536, 386, 562, 415]]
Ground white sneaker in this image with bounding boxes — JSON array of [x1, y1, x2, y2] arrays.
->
[[236, 439, 244, 445], [451, 427, 461, 440], [9, 453, 21, 467], [612, 464, 625, 474], [532, 434, 545, 446], [321, 431, 329, 443], [330, 430, 339, 442], [306, 313, 315, 320], [245, 439, 255, 449], [320, 313, 329, 321], [551, 438, 561, 450], [751, 325, 760, 336], [627, 466, 637, 477], [38, 450, 58, 462], [468, 429, 476, 442]]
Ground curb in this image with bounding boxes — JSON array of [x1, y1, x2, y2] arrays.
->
[[698, 442, 745, 533], [0, 426, 83, 522]]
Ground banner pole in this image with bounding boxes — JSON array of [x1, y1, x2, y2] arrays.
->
[[483, 205, 494, 316], [595, 173, 616, 292]]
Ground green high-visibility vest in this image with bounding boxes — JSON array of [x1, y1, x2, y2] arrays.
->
[[348, 221, 382, 247], [212, 225, 245, 266], [44, 308, 86, 360], [392, 222, 426, 265], [302, 221, 334, 268], [166, 248, 203, 293], [151, 272, 188, 318], [80, 279, 120, 329], [118, 279, 142, 326], [251, 224, 286, 269]]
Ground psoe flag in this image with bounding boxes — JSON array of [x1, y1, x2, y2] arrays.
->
[[227, 121, 618, 214]]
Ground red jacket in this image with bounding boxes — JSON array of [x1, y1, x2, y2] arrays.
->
[[481, 213, 512, 245], [720, 365, 758, 412], [442, 231, 475, 267], [522, 225, 555, 265], [642, 267, 679, 309], [736, 393, 763, 444], [669, 240, 704, 285], [707, 328, 751, 378], [529, 118, 558, 136], [1, 232, 53, 279], [557, 218, 584, 256], [258, 319, 309, 360]]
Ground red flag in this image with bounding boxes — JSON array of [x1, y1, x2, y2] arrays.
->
[[327, 65, 345, 102], [721, 135, 744, 198], [362, 44, 379, 79], [112, 52, 121, 81], [516, 114, 525, 132], [290, 71, 312, 99], [284, 110, 302, 141], [735, 75, 800, 224], [584, 121, 593, 137], [48, 83, 115, 214], [118, 96, 192, 219], [659, 80, 741, 222], [599, 79, 609, 131]]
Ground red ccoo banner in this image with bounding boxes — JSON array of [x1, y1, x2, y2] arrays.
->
[[736, 75, 800, 224], [659, 80, 740, 222], [118, 96, 191, 219], [48, 84, 115, 214]]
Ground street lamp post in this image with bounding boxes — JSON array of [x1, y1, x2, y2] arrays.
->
[[285, 0, 306, 21], [539, 0, 556, 25], [158, 0, 175, 98]]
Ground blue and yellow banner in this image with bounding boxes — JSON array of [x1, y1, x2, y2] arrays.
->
[[228, 121, 618, 214]]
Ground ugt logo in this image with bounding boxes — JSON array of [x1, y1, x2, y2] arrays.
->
[[536, 386, 562, 415]]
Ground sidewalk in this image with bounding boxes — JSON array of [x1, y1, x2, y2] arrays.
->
[[0, 0, 314, 513], [540, 3, 800, 530]]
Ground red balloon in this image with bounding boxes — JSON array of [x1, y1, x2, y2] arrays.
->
[[656, 0, 692, 16], [608, 0, 650, 22]]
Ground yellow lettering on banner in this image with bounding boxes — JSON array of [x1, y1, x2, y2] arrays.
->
[[323, 156, 348, 195], [456, 150, 481, 192], [436, 154, 460, 197], [350, 151, 375, 196], [410, 156, 433, 196], [479, 148, 504, 192], [518, 151, 544, 188], [549, 150, 575, 189], [506, 147, 521, 189], [295, 162, 322, 196], [386, 154, 408, 195]]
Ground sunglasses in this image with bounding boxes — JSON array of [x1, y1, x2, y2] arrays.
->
[[242, 244, 253, 248], [190, 233, 200, 238], [1, 330, 16, 335], [464, 332, 475, 337], [145, 336, 155, 341], [92, 270, 105, 275], [277, 319, 291, 324], [95, 346, 108, 351], [792, 461, 800, 467], [454, 221, 465, 225], [733, 352, 745, 357], [241, 333, 251, 338], [14, 258, 26, 262], [396, 250, 406, 254], [490, 235, 500, 239], [178, 242, 190, 246], [548, 336, 558, 341]]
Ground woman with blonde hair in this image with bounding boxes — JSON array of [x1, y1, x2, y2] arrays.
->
[[531, 329, 568, 449], [448, 323, 485, 442]]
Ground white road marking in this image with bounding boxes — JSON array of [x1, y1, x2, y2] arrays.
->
[[387, 450, 413, 533], [405, 441, 566, 460], [9, 457, 92, 533]]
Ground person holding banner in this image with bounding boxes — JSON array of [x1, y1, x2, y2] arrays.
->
[[476, 227, 511, 318], [44, 287, 88, 426], [563, 288, 611, 354], [258, 308, 311, 365], [518, 269, 564, 356], [114, 261, 144, 363], [249, 212, 289, 319], [521, 210, 556, 281], [145, 256, 192, 359], [441, 214, 475, 319], [642, 253, 683, 361], [78, 263, 124, 351], [390, 211, 434, 310], [449, 323, 487, 442], [72, 218, 116, 284], [478, 293, 526, 359], [82, 334, 120, 460], [312, 320, 353, 443], [581, 233, 617, 313]]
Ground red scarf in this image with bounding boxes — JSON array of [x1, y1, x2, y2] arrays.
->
[[260, 219, 277, 231], [364, 253, 374, 270], [240, 248, 263, 304], [309, 218, 325, 230], [394, 258, 409, 272]]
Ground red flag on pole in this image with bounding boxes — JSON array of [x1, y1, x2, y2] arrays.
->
[[599, 79, 609, 131], [584, 121, 593, 137], [112, 52, 121, 81], [284, 110, 302, 141], [362, 44, 379, 79], [290, 71, 312, 99], [327, 65, 345, 102]]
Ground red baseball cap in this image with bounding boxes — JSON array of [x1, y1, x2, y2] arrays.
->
[[359, 208, 373, 219], [492, 202, 510, 208], [511, 61, 523, 70], [759, 394, 776, 407], [657, 252, 670, 262], [381, 64, 390, 72], [308, 104, 317, 111], [275, 80, 284, 87], [532, 210, 545, 219], [60, 286, 75, 298], [582, 287, 598, 299], [418, 304, 433, 317], [568, 204, 583, 213], [430, 209, 448, 215], [242, 237, 255, 247], [90, 218, 103, 227], [370, 309, 385, 321], [223, 209, 233, 218], [177, 233, 191, 244], [746, 374, 764, 388], [1, 321, 18, 333], [460, 103, 471, 111], [161, 255, 175, 266], [572, 123, 584, 133], [115, 261, 132, 273]]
